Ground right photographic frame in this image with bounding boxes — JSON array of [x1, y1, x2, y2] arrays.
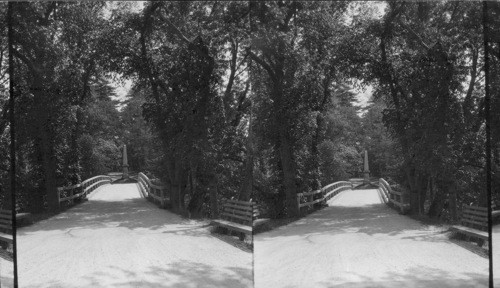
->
[[488, 1, 500, 288], [250, 1, 495, 287]]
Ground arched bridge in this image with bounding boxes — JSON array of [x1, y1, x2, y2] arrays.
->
[[17, 173, 252, 288], [255, 180, 489, 288]]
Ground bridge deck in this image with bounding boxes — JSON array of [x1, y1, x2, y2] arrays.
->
[[17, 183, 252, 288], [255, 189, 488, 288]]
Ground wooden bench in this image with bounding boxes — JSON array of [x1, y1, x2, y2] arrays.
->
[[450, 205, 488, 246], [492, 202, 500, 223], [16, 204, 32, 226], [0, 209, 13, 251], [211, 199, 254, 241], [253, 203, 270, 228]]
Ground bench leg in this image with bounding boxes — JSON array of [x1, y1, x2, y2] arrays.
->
[[476, 238, 484, 247], [239, 233, 245, 241]]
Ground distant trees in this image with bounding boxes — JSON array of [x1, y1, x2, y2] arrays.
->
[[104, 2, 254, 216], [361, 2, 486, 219], [11, 3, 120, 212]]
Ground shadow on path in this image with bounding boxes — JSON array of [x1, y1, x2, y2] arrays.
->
[[18, 184, 206, 237], [18, 183, 252, 288], [254, 189, 488, 288], [36, 261, 251, 288]]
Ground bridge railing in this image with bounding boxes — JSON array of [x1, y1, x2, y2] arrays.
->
[[378, 178, 410, 214], [297, 181, 353, 210], [137, 172, 169, 208], [323, 181, 352, 202], [57, 175, 112, 205]]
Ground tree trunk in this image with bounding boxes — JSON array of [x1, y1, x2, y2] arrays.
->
[[38, 117, 59, 212], [278, 126, 299, 217], [239, 102, 254, 201], [209, 177, 218, 218], [239, 154, 254, 201], [418, 176, 428, 215], [449, 185, 458, 222], [428, 185, 445, 219], [69, 106, 82, 184], [310, 113, 323, 191], [34, 83, 59, 212]]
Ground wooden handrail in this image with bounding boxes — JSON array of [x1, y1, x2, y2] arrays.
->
[[138, 172, 169, 208], [378, 178, 410, 213], [297, 181, 353, 209], [57, 175, 112, 204]]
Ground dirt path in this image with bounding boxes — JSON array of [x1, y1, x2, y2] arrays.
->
[[0, 257, 13, 288], [17, 183, 252, 288], [254, 189, 489, 288]]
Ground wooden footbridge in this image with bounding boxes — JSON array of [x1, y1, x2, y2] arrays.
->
[[256, 184, 489, 288], [18, 177, 253, 288]]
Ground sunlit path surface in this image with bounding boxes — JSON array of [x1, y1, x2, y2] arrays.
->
[[254, 189, 488, 288], [0, 257, 13, 288], [494, 225, 500, 287], [18, 184, 252, 288]]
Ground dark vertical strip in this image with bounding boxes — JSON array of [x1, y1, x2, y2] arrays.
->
[[483, 2, 493, 288], [7, 2, 17, 288], [248, 2, 255, 286]]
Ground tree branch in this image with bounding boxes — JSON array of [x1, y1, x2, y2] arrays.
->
[[462, 47, 478, 118], [399, 20, 431, 51], [247, 49, 276, 81], [224, 38, 238, 110], [11, 48, 40, 76]]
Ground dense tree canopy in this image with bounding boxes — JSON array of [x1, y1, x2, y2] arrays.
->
[[8, 1, 493, 223]]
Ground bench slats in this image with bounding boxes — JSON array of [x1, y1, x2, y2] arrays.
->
[[450, 225, 488, 240], [463, 212, 488, 220], [253, 218, 270, 227], [451, 205, 489, 243], [462, 219, 488, 228], [222, 211, 252, 222], [0, 219, 11, 226], [212, 199, 254, 237], [462, 217, 487, 224], [212, 199, 269, 238], [465, 206, 488, 212], [224, 207, 253, 215], [225, 199, 253, 206], [463, 209, 488, 217], [0, 224, 12, 231], [224, 203, 253, 212], [0, 209, 13, 249], [0, 232, 13, 242], [221, 212, 252, 223], [211, 219, 252, 234]]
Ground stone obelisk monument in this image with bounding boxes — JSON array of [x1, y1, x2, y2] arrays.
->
[[363, 150, 370, 184], [122, 144, 129, 179]]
